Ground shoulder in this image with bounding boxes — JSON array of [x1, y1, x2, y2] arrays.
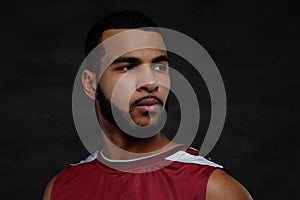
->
[[206, 169, 253, 200], [42, 160, 98, 200], [42, 175, 57, 200]]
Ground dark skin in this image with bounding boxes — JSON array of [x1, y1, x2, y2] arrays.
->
[[43, 29, 253, 200]]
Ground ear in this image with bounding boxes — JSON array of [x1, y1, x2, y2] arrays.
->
[[82, 69, 97, 100]]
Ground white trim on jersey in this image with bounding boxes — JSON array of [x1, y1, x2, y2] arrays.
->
[[70, 151, 99, 166], [99, 144, 183, 163], [165, 151, 223, 168], [71, 144, 183, 165], [70, 146, 222, 168]]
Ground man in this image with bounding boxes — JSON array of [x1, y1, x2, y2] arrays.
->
[[43, 10, 252, 199]]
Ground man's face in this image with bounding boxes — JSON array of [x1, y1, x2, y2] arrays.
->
[[97, 29, 170, 129]]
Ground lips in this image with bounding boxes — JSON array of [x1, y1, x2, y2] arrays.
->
[[137, 98, 160, 106], [134, 98, 161, 112]]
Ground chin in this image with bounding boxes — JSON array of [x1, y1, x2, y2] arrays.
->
[[132, 117, 155, 127], [131, 112, 162, 126]]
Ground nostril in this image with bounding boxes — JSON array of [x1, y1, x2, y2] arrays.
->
[[138, 83, 159, 93], [140, 86, 148, 91]]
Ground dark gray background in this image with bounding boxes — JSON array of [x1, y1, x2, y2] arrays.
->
[[1, 0, 299, 199]]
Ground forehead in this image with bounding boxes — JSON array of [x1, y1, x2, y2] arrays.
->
[[99, 29, 167, 66], [101, 29, 165, 46]]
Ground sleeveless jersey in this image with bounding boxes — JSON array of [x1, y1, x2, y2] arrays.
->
[[51, 145, 222, 200]]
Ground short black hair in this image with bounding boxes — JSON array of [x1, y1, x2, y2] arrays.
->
[[85, 10, 158, 56]]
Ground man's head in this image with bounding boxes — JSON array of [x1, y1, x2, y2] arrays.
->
[[85, 10, 158, 57], [82, 10, 170, 137]]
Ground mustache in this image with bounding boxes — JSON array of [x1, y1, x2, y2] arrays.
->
[[131, 95, 164, 108]]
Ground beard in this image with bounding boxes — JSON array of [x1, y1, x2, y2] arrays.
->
[[95, 84, 167, 138]]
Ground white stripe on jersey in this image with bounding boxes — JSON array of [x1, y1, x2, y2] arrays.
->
[[70, 146, 223, 168], [70, 151, 99, 166], [165, 150, 223, 168]]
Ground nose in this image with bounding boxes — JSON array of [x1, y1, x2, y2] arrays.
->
[[137, 82, 159, 93], [136, 67, 159, 93]]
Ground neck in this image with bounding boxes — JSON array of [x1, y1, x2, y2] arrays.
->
[[99, 115, 176, 160]]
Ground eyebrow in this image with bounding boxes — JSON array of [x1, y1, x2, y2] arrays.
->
[[111, 57, 140, 64], [111, 55, 169, 65], [152, 55, 169, 64]]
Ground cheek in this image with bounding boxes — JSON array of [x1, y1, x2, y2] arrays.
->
[[155, 72, 171, 89], [160, 86, 170, 102], [156, 75, 171, 99], [99, 78, 114, 100], [101, 74, 136, 109]]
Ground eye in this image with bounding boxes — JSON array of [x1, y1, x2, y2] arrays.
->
[[116, 65, 136, 71], [152, 64, 168, 71]]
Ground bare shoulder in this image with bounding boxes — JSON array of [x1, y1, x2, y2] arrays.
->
[[206, 169, 253, 200], [42, 175, 57, 200]]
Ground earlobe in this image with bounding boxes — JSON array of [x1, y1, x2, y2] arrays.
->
[[82, 69, 97, 100]]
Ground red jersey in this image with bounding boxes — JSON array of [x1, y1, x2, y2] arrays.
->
[[51, 145, 222, 200]]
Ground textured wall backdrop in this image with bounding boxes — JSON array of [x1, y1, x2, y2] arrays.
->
[[1, 0, 299, 199]]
